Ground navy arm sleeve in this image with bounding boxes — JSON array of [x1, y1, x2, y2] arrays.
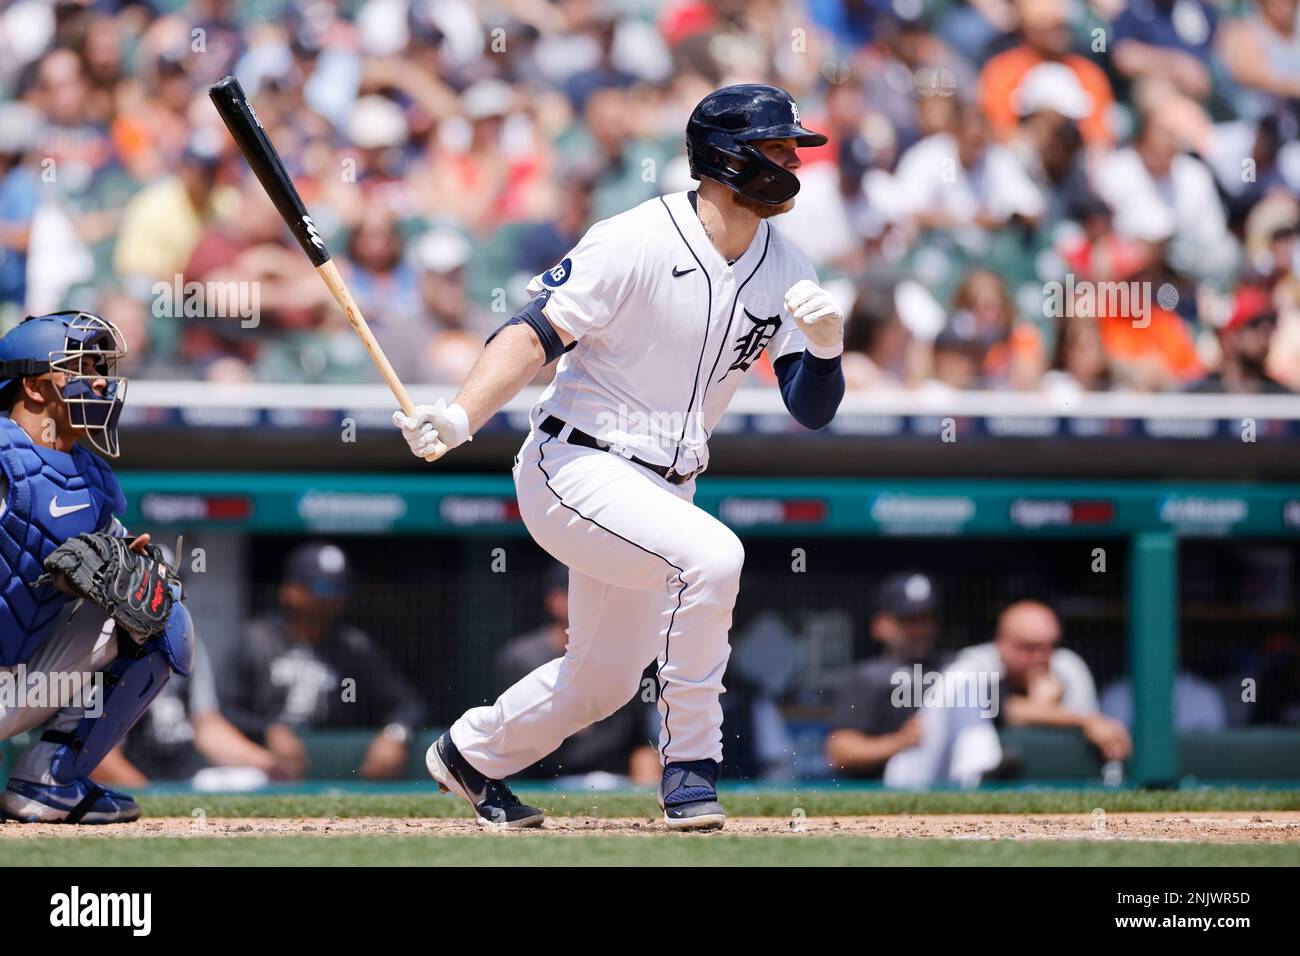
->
[[773, 351, 845, 431]]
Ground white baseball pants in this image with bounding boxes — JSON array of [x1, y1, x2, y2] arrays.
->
[[450, 429, 743, 778]]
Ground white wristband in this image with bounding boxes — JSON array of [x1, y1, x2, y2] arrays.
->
[[805, 339, 844, 361], [444, 402, 472, 447]]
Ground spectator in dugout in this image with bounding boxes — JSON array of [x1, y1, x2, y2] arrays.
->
[[825, 573, 952, 779], [93, 545, 293, 789], [881, 600, 1131, 787], [94, 636, 296, 789], [217, 542, 425, 780], [947, 600, 1132, 765], [495, 563, 660, 786]]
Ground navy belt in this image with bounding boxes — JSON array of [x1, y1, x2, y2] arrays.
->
[[539, 416, 698, 485]]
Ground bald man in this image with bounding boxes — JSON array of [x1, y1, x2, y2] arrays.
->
[[881, 600, 1130, 787], [951, 600, 1131, 762]]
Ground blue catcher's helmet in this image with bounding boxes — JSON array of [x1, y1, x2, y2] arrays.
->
[[0, 310, 129, 458], [685, 84, 827, 206]]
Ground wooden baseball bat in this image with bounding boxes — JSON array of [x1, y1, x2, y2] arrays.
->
[[208, 75, 447, 461]]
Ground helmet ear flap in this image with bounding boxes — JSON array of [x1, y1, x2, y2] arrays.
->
[[703, 141, 802, 204]]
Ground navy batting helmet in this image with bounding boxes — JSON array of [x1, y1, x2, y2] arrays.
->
[[685, 84, 827, 205], [0, 310, 129, 458]]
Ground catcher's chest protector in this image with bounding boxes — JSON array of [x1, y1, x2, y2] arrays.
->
[[0, 416, 125, 666]]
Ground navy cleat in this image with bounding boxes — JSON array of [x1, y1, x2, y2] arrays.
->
[[0, 777, 141, 824], [659, 759, 726, 831], [426, 732, 545, 829]]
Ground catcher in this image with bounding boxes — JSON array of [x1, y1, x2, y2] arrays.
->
[[0, 311, 193, 823]]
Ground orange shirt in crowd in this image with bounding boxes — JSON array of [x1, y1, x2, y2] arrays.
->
[[979, 48, 1115, 147], [1098, 308, 1204, 382], [985, 322, 1047, 386]]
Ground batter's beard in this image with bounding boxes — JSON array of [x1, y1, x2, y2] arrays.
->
[[733, 192, 795, 218]]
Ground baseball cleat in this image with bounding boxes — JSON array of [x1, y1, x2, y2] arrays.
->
[[659, 759, 726, 832], [0, 777, 141, 824], [426, 732, 545, 829]]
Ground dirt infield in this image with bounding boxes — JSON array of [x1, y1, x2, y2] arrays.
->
[[4, 811, 1299, 843]]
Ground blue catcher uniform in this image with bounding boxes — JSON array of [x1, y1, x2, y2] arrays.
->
[[0, 415, 126, 665], [0, 312, 194, 824]]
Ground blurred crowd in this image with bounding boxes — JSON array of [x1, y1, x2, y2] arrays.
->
[[1, 0, 1300, 394]]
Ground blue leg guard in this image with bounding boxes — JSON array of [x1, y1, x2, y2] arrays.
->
[[47, 594, 195, 784]]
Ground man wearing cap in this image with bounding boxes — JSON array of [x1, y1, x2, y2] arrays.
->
[[411, 226, 496, 337], [1188, 284, 1290, 393], [421, 79, 546, 233], [979, 0, 1117, 147], [408, 226, 499, 383], [883, 600, 1129, 786], [218, 542, 425, 780], [826, 573, 952, 779], [1008, 63, 1093, 226]]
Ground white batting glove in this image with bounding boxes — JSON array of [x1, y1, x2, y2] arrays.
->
[[785, 279, 844, 360], [391, 399, 471, 458]]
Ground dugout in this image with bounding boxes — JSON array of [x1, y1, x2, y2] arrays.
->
[[40, 472, 1293, 788]]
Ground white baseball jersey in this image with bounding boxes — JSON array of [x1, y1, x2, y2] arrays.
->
[[526, 190, 816, 476], [451, 189, 825, 780]]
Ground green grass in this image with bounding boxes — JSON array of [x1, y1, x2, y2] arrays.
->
[[139, 787, 1300, 820], [3, 790, 1292, 867], [6, 835, 1299, 867]]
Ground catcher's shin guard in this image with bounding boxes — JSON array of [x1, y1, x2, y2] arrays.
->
[[47, 593, 194, 784]]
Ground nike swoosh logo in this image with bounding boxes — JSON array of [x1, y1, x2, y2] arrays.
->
[[49, 497, 91, 518], [672, 266, 696, 278]]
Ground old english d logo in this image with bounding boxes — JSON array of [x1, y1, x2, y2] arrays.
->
[[720, 307, 781, 380]]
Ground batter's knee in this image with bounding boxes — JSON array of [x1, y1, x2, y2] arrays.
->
[[687, 528, 745, 596], [584, 670, 646, 724]]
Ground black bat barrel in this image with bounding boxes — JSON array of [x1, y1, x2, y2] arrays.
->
[[208, 75, 331, 267]]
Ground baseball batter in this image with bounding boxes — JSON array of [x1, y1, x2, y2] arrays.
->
[[395, 85, 846, 830]]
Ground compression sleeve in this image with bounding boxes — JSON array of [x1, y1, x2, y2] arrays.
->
[[773, 351, 845, 431]]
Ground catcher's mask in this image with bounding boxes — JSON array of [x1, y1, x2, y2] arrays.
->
[[685, 83, 827, 205], [0, 310, 129, 458]]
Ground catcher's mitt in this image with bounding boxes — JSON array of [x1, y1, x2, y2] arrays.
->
[[40, 533, 175, 639]]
